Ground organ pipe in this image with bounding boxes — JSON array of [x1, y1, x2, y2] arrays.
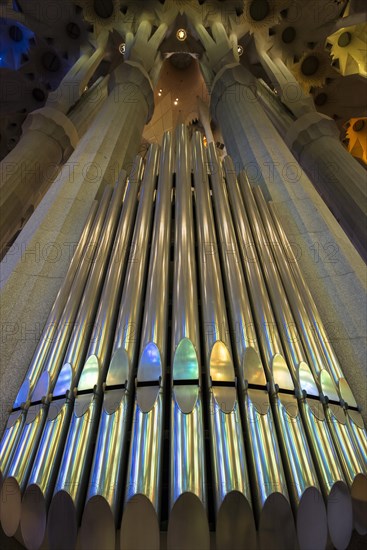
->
[[223, 157, 356, 550], [19, 156, 144, 550], [46, 152, 157, 550], [208, 145, 327, 550], [192, 131, 257, 550], [79, 146, 159, 550], [120, 133, 173, 550], [167, 125, 209, 549]]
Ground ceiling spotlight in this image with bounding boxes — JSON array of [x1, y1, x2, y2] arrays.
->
[[119, 43, 126, 54], [237, 45, 244, 56], [176, 28, 187, 41], [174, 100, 178, 106], [158, 92, 162, 96]]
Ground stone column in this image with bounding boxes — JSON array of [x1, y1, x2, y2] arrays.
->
[[209, 62, 367, 418], [285, 112, 367, 260], [0, 45, 108, 253], [256, 52, 367, 259]]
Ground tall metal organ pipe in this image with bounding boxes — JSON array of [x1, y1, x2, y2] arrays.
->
[[254, 189, 367, 537], [46, 151, 158, 550], [222, 157, 356, 550], [79, 147, 160, 550], [0, 193, 109, 493], [208, 145, 327, 550], [269, 202, 367, 467], [0, 178, 125, 538], [0, 184, 118, 538], [167, 124, 209, 550], [120, 132, 173, 550], [236, 170, 356, 550], [19, 156, 144, 550], [191, 131, 257, 550]]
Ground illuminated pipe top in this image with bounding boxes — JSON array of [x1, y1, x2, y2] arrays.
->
[[111, 144, 160, 375]]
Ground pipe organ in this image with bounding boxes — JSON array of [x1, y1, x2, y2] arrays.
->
[[0, 125, 366, 550]]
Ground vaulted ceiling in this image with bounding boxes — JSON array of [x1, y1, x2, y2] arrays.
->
[[0, 0, 366, 161]]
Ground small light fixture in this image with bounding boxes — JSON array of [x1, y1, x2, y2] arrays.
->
[[237, 45, 244, 56], [119, 43, 126, 55], [203, 136, 207, 148], [176, 28, 187, 41]]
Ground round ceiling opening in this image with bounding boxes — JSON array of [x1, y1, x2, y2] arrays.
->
[[314, 93, 327, 106], [32, 88, 46, 102], [249, 0, 270, 21], [353, 120, 365, 132], [338, 32, 351, 48], [282, 27, 296, 44], [42, 51, 61, 72], [301, 55, 319, 76], [9, 25, 23, 42], [66, 22, 81, 39], [93, 0, 114, 19]]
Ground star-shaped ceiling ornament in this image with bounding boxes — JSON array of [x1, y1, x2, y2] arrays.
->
[[326, 24, 367, 77], [345, 117, 367, 164]]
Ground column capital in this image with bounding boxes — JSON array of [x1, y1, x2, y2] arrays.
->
[[110, 61, 154, 123], [284, 112, 339, 159], [210, 63, 257, 122], [22, 107, 79, 161]]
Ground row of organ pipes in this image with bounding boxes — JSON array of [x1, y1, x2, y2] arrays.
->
[[0, 125, 366, 550]]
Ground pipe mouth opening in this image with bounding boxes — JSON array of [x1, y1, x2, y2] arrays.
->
[[21, 484, 47, 550], [327, 481, 353, 550], [167, 492, 209, 550], [259, 492, 297, 550], [81, 495, 116, 550], [0, 477, 22, 537], [297, 486, 327, 550], [120, 494, 159, 550], [351, 473, 367, 536], [47, 490, 78, 550], [216, 490, 256, 550]]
